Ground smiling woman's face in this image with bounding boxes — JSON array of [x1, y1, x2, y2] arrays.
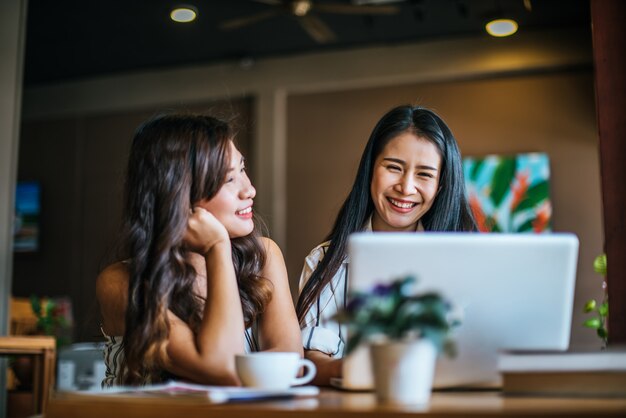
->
[[196, 141, 256, 238], [370, 131, 442, 232]]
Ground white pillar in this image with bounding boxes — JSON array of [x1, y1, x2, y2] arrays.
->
[[0, 0, 27, 415], [254, 89, 287, 249]]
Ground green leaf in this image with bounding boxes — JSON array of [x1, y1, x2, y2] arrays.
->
[[597, 327, 608, 339], [516, 218, 535, 233], [583, 299, 597, 313], [512, 180, 549, 214], [30, 295, 41, 318], [44, 300, 56, 317], [469, 159, 485, 182], [593, 254, 607, 276], [489, 158, 517, 207], [598, 302, 609, 317], [583, 317, 601, 329]]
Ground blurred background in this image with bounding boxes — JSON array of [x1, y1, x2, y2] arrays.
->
[[4, 0, 602, 351]]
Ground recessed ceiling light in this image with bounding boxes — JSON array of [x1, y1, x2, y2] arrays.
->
[[485, 18, 518, 37], [291, 0, 312, 17], [171, 6, 198, 23]]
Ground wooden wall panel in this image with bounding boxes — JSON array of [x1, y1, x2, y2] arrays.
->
[[591, 0, 626, 344], [14, 119, 81, 299]]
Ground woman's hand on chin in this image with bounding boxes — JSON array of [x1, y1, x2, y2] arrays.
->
[[184, 207, 229, 254]]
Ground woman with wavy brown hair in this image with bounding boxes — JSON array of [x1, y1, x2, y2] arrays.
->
[[96, 113, 302, 386]]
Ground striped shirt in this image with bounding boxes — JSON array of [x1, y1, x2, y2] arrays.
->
[[298, 219, 376, 358], [101, 326, 260, 388], [298, 218, 424, 358], [298, 241, 349, 358]]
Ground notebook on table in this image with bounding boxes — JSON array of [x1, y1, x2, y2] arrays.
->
[[82, 381, 320, 403], [334, 232, 579, 390]]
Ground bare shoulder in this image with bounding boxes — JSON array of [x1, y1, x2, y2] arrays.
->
[[259, 237, 288, 286], [259, 236, 283, 259], [96, 262, 129, 335], [260, 237, 287, 272], [96, 262, 129, 303]]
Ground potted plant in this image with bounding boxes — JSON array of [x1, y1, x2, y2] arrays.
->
[[583, 253, 608, 348], [30, 295, 72, 347], [334, 276, 458, 405], [10, 296, 72, 391]]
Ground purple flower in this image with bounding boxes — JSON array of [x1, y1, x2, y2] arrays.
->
[[346, 296, 365, 313], [372, 283, 393, 296]]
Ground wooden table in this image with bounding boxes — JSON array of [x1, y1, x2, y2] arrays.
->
[[47, 388, 626, 418], [0, 336, 56, 414]]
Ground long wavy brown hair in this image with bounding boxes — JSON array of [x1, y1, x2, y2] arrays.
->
[[118, 113, 272, 384]]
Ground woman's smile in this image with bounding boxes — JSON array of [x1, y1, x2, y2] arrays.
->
[[387, 197, 418, 212], [236, 205, 254, 219]]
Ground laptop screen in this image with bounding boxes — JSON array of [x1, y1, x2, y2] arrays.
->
[[344, 232, 579, 388]]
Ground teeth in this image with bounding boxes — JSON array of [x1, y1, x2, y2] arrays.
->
[[237, 207, 252, 215], [389, 198, 416, 209]]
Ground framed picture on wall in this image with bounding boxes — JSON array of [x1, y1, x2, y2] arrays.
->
[[14, 181, 41, 252], [463, 152, 551, 233]]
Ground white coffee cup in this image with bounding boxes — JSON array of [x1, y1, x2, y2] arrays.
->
[[235, 352, 316, 390]]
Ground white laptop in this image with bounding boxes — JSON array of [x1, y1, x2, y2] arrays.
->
[[336, 232, 579, 390]]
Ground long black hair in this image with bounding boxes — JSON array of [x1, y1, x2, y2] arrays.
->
[[296, 105, 476, 324]]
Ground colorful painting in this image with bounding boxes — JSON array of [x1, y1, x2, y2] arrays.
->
[[463, 153, 551, 233]]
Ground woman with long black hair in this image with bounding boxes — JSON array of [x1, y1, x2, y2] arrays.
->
[[296, 105, 476, 385], [97, 113, 301, 386]]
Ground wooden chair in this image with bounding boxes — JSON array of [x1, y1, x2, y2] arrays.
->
[[0, 336, 56, 415], [8, 296, 39, 336]]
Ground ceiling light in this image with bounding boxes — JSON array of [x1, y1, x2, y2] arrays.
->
[[170, 6, 198, 23], [485, 18, 518, 37], [291, 0, 312, 17]]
